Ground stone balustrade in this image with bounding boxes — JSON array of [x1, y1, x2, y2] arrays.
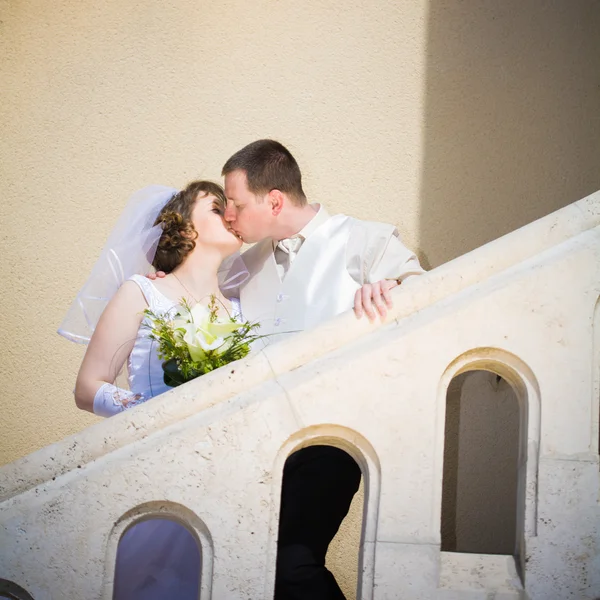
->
[[1, 191, 599, 599]]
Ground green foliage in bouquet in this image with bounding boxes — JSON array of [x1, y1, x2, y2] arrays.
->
[[145, 296, 265, 388]]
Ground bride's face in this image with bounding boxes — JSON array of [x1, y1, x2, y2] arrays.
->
[[191, 193, 242, 256]]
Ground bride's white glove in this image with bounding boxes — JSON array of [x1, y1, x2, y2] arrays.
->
[[93, 383, 146, 417]]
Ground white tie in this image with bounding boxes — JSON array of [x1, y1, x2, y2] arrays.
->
[[276, 236, 304, 277]]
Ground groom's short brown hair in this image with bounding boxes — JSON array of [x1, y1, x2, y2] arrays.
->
[[222, 139, 307, 206]]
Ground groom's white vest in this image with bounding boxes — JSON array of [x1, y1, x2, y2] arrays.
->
[[239, 214, 391, 343]]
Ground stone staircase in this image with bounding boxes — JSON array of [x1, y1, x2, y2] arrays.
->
[[1, 191, 599, 599]]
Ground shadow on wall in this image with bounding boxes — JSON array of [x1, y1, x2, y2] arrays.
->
[[419, 0, 600, 269]]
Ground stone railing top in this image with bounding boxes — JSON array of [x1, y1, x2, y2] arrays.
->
[[1, 191, 598, 503]]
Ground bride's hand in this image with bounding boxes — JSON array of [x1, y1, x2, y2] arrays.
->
[[354, 279, 398, 321]]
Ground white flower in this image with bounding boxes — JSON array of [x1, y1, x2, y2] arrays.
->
[[173, 302, 244, 362]]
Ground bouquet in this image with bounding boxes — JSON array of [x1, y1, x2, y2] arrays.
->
[[145, 296, 264, 387]]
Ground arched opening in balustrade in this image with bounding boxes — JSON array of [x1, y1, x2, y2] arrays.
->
[[271, 427, 380, 600], [113, 518, 200, 599], [438, 349, 540, 581], [593, 296, 600, 461], [107, 502, 213, 600], [441, 370, 520, 554], [0, 579, 35, 600]]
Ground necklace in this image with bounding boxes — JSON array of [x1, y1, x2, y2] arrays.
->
[[171, 272, 200, 304]]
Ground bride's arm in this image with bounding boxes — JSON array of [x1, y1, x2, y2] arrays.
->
[[74, 281, 146, 415]]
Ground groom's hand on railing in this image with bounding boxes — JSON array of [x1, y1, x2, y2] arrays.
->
[[354, 279, 398, 321]]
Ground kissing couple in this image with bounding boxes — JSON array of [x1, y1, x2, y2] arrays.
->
[[59, 139, 425, 599]]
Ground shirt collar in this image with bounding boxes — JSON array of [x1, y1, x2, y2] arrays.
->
[[272, 203, 330, 250], [296, 203, 330, 240]]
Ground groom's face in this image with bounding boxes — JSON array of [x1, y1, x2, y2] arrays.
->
[[224, 170, 275, 243]]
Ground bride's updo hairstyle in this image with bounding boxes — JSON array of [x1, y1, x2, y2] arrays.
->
[[152, 180, 227, 273]]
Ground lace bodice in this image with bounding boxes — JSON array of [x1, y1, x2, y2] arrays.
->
[[127, 275, 242, 399]]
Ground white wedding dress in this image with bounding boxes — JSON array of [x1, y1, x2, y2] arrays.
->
[[112, 275, 242, 600]]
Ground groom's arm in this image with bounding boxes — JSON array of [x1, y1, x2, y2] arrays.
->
[[349, 221, 425, 320], [366, 232, 425, 283]]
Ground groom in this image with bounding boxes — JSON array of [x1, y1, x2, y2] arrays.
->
[[221, 140, 424, 599], [222, 140, 424, 332]]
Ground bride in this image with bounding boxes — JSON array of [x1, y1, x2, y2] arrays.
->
[[61, 180, 244, 415], [59, 180, 246, 599]]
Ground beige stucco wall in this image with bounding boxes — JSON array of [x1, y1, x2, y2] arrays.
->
[[1, 0, 599, 597]]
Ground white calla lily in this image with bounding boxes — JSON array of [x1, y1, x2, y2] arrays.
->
[[144, 293, 263, 388], [179, 301, 245, 361]]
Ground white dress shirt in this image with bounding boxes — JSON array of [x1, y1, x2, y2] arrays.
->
[[273, 204, 424, 283], [273, 205, 330, 280]]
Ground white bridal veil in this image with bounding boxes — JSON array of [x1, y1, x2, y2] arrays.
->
[[58, 185, 249, 344]]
